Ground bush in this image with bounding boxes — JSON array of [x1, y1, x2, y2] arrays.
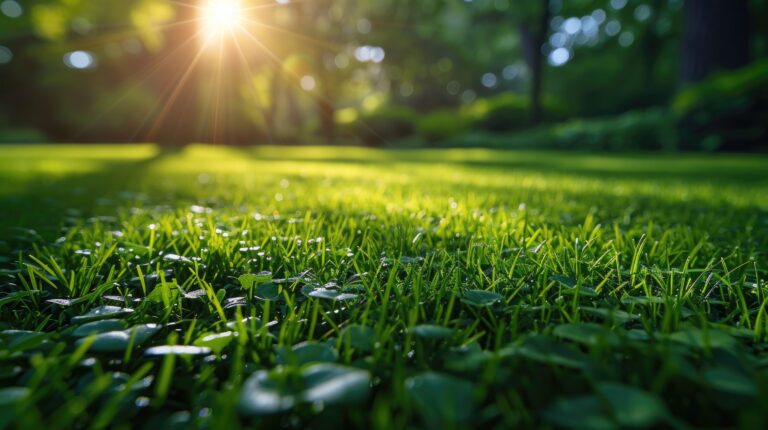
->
[[673, 61, 768, 151], [416, 109, 470, 143], [442, 108, 677, 151], [463, 93, 530, 132], [356, 105, 417, 146], [0, 128, 48, 144], [547, 108, 677, 151], [462, 94, 572, 133]]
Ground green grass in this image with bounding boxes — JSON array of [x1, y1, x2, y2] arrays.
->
[[1, 144, 767, 429]]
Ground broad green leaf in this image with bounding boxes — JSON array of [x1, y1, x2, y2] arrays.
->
[[239, 369, 297, 415], [626, 329, 652, 342], [561, 286, 599, 298], [72, 319, 127, 337], [515, 335, 589, 369], [239, 364, 370, 416], [341, 324, 376, 351], [0, 387, 30, 406], [460, 290, 502, 307], [194, 331, 236, 354], [72, 306, 133, 324], [553, 323, 619, 346], [146, 283, 180, 304], [238, 273, 273, 289], [581, 307, 640, 324], [410, 324, 455, 340], [226, 317, 270, 330], [301, 363, 371, 405], [550, 275, 597, 297], [307, 288, 358, 301], [0, 330, 48, 353], [144, 345, 212, 356], [276, 342, 338, 365], [77, 324, 160, 352], [162, 254, 192, 264], [549, 275, 577, 287], [669, 328, 738, 350], [596, 383, 667, 428], [621, 295, 665, 306], [405, 372, 476, 429], [543, 396, 613, 430], [702, 367, 757, 396], [444, 349, 495, 372], [46, 298, 86, 307], [254, 283, 280, 301]]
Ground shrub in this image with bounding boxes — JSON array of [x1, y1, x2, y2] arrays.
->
[[673, 61, 768, 151], [442, 108, 677, 151], [463, 93, 573, 133], [547, 108, 677, 151], [416, 109, 470, 143], [356, 105, 417, 146], [0, 128, 48, 144]]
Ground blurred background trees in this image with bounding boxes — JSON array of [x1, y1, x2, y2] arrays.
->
[[0, 0, 766, 150]]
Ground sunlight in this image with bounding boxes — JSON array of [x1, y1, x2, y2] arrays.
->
[[201, 0, 243, 41]]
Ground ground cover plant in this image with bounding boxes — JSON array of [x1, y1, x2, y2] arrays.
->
[[1, 145, 767, 429]]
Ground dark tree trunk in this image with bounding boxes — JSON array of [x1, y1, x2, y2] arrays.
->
[[315, 81, 336, 145], [148, 1, 201, 145], [680, 0, 751, 84], [520, 0, 551, 124], [640, 0, 663, 89], [265, 67, 280, 142]]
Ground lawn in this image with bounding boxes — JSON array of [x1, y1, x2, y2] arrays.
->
[[1, 145, 767, 429]]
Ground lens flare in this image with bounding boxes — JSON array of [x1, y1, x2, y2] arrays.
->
[[201, 0, 243, 40]]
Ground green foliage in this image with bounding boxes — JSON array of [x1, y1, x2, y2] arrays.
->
[[356, 105, 418, 146], [405, 372, 476, 429], [239, 364, 371, 416], [535, 108, 678, 150], [464, 93, 531, 132], [674, 61, 768, 151], [410, 324, 455, 340], [445, 108, 678, 151], [1, 0, 762, 147], [415, 108, 470, 142], [77, 324, 160, 352], [72, 305, 134, 323], [0, 128, 48, 144], [674, 61, 768, 112], [276, 342, 338, 365], [460, 289, 503, 307], [193, 331, 236, 354]]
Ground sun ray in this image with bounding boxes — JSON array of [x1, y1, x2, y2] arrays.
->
[[239, 0, 315, 12], [146, 40, 210, 141], [239, 16, 344, 53], [62, 0, 396, 144], [212, 36, 226, 144], [230, 31, 276, 143], [235, 21, 394, 146], [235, 25, 352, 142], [72, 27, 209, 141], [236, 25, 301, 86]]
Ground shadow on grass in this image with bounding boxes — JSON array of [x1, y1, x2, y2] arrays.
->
[[239, 147, 768, 184], [0, 146, 185, 242]]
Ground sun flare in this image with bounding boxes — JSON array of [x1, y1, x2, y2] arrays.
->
[[201, 0, 243, 40]]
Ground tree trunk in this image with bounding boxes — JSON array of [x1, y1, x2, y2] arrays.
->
[[520, 0, 551, 124], [314, 68, 336, 145], [680, 0, 751, 84]]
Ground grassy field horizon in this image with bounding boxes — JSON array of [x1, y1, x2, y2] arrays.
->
[[1, 145, 767, 428]]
